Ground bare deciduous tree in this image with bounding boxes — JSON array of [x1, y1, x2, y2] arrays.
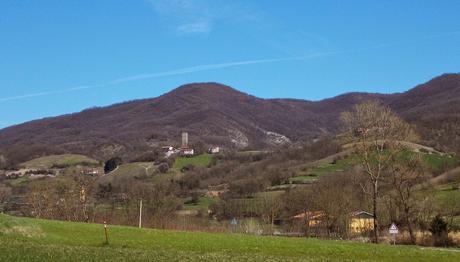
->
[[281, 187, 315, 236], [313, 172, 360, 239], [0, 183, 12, 212], [341, 101, 416, 242], [388, 154, 429, 243], [259, 194, 283, 232]]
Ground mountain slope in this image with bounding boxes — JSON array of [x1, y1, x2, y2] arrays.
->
[[388, 73, 460, 152], [0, 74, 459, 166]]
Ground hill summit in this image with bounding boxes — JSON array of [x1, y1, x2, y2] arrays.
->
[[0, 74, 459, 165]]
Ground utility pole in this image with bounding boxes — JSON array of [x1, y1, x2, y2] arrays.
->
[[139, 199, 143, 228]]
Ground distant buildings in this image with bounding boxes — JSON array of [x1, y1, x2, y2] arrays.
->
[[208, 146, 220, 154], [80, 168, 100, 176], [4, 169, 55, 179], [182, 132, 189, 148], [162, 132, 196, 157], [180, 132, 194, 156], [181, 148, 195, 156], [161, 132, 222, 158], [348, 211, 374, 233], [292, 210, 374, 234], [205, 184, 228, 197], [162, 146, 178, 158]]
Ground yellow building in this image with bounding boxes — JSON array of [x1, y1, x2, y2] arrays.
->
[[349, 211, 374, 233], [292, 211, 325, 227], [292, 210, 374, 234]]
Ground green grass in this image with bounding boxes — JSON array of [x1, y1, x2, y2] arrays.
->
[[452, 216, 460, 229], [1, 214, 459, 261], [289, 155, 358, 183], [20, 154, 99, 169], [419, 183, 460, 229], [309, 156, 355, 175], [100, 162, 183, 186], [430, 183, 460, 204], [5, 175, 29, 186], [184, 196, 216, 210], [107, 162, 153, 176], [289, 150, 458, 184], [422, 154, 458, 173], [174, 154, 213, 170]]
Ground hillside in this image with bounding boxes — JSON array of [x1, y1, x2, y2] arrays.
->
[[1, 214, 459, 261], [19, 154, 99, 169], [0, 74, 459, 166], [388, 74, 460, 153]]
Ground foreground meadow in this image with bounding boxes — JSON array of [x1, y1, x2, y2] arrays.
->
[[0, 214, 459, 261]]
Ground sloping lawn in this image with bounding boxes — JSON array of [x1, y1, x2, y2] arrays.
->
[[1, 214, 459, 261], [174, 154, 213, 170], [183, 196, 216, 210], [20, 154, 99, 169]]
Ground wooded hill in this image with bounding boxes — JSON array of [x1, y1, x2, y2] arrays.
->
[[0, 73, 459, 167]]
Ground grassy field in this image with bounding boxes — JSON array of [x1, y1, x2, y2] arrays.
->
[[99, 162, 184, 186], [416, 181, 460, 229], [174, 154, 213, 170], [288, 150, 458, 184], [422, 153, 458, 173], [20, 154, 99, 169], [106, 162, 154, 177], [183, 196, 216, 210], [288, 154, 358, 183], [432, 183, 460, 202], [1, 214, 459, 261]]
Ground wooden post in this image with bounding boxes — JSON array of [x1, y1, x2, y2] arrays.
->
[[139, 199, 143, 229], [103, 221, 109, 244]]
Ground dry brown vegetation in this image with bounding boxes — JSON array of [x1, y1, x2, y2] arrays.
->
[[1, 74, 459, 168]]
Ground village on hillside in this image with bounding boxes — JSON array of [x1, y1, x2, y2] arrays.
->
[[1, 121, 459, 247]]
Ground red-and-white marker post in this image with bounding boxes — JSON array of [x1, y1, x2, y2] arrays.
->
[[104, 221, 109, 244]]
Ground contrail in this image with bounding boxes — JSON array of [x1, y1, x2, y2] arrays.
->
[[2, 29, 460, 103], [0, 52, 336, 103], [0, 84, 106, 102]]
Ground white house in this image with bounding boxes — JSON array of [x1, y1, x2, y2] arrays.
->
[[209, 146, 220, 154], [162, 146, 179, 158], [181, 148, 194, 156]]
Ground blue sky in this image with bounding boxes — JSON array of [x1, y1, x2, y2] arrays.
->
[[1, 0, 460, 129]]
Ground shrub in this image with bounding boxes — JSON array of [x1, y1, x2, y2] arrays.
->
[[429, 215, 452, 247], [158, 163, 169, 174], [184, 192, 201, 205], [104, 157, 122, 174], [181, 164, 195, 173]]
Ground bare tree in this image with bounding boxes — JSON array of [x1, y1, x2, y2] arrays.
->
[[24, 178, 90, 222], [281, 187, 315, 236], [313, 172, 359, 239], [259, 194, 283, 232], [25, 181, 57, 219], [388, 154, 429, 243], [74, 175, 96, 222], [0, 183, 12, 212], [341, 101, 416, 242]]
